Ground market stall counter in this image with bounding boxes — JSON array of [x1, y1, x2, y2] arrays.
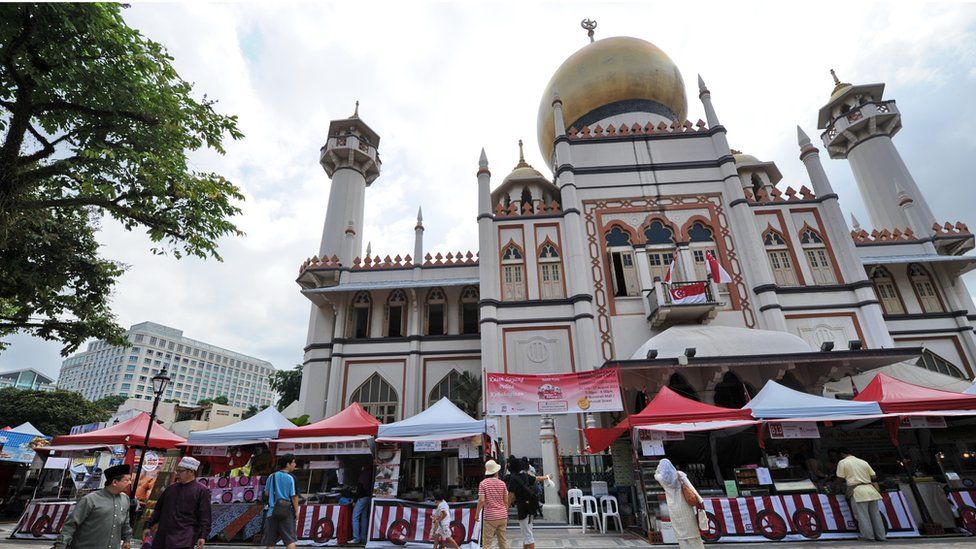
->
[[11, 413, 185, 540], [273, 403, 383, 546], [369, 398, 486, 548]]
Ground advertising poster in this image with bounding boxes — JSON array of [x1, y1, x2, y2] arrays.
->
[[486, 367, 623, 416], [768, 422, 820, 440], [372, 445, 400, 499], [0, 432, 46, 464]]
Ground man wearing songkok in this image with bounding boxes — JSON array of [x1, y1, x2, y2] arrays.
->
[[56, 464, 134, 549], [145, 456, 212, 549]]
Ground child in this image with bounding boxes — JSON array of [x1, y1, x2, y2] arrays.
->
[[431, 490, 459, 549]]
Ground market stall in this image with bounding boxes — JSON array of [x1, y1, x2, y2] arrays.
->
[[369, 398, 485, 548], [0, 423, 49, 524], [852, 373, 976, 532], [172, 406, 294, 544], [271, 403, 383, 546], [11, 414, 184, 540]]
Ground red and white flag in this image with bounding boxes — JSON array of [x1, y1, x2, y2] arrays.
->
[[669, 282, 708, 304], [663, 256, 677, 284], [705, 251, 732, 283]]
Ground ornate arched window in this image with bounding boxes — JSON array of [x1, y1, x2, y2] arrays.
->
[[350, 373, 398, 423], [916, 349, 964, 379], [763, 228, 798, 286], [538, 241, 564, 299], [429, 370, 461, 407], [501, 243, 526, 301], [800, 228, 837, 284], [908, 263, 944, 313], [425, 287, 447, 335], [713, 372, 753, 409], [668, 373, 698, 401], [688, 221, 718, 281], [348, 291, 371, 339], [605, 226, 638, 297], [459, 286, 480, 334], [870, 266, 904, 315], [644, 220, 676, 282], [385, 290, 407, 337]]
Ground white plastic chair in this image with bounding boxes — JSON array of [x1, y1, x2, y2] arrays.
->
[[599, 495, 623, 533], [580, 495, 600, 533], [567, 488, 584, 525]]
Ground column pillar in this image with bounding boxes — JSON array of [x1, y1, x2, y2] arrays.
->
[[539, 415, 567, 522]]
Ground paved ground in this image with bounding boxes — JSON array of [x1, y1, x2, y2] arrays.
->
[[0, 522, 971, 548]]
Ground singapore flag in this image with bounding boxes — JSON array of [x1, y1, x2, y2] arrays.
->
[[669, 282, 708, 304]]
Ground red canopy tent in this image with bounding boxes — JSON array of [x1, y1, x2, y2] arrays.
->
[[50, 412, 185, 449], [853, 373, 976, 413], [584, 387, 753, 453], [276, 403, 380, 438]]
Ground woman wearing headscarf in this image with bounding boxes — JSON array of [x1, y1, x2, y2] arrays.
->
[[654, 459, 705, 549]]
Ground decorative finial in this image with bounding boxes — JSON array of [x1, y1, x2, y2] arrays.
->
[[581, 19, 597, 43], [829, 69, 850, 95], [850, 213, 861, 230], [352, 100, 359, 118], [697, 74, 707, 93], [417, 206, 423, 223], [514, 140, 529, 169], [479, 147, 488, 168], [365, 241, 371, 256]]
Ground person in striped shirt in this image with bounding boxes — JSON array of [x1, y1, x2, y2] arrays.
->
[[475, 460, 512, 549]]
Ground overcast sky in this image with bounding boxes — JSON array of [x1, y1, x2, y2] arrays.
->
[[3, 2, 976, 381]]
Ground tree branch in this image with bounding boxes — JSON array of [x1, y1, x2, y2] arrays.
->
[[15, 194, 188, 240], [35, 99, 160, 126]]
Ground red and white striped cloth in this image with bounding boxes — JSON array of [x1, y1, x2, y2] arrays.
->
[[367, 499, 481, 548], [698, 492, 917, 542], [947, 489, 976, 534], [295, 504, 352, 546], [12, 501, 77, 540]]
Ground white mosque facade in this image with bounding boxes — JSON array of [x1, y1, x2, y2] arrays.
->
[[293, 32, 976, 459]]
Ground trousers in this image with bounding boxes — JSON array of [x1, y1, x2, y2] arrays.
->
[[352, 497, 370, 542], [852, 500, 886, 541], [481, 518, 508, 549]]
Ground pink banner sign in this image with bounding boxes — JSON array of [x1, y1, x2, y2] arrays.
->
[[486, 368, 623, 416]]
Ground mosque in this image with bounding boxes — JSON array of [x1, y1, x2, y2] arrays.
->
[[292, 25, 976, 464]]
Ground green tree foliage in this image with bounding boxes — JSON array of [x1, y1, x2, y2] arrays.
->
[[242, 404, 261, 420], [92, 394, 128, 412], [0, 387, 108, 435], [0, 4, 244, 354], [452, 371, 482, 418], [197, 395, 229, 406], [269, 365, 301, 411], [288, 414, 309, 427]]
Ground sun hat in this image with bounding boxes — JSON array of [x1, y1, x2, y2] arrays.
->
[[484, 460, 501, 476]]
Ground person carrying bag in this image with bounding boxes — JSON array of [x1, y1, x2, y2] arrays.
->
[[655, 459, 706, 549]]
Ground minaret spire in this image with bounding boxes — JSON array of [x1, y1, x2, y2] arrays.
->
[[697, 74, 720, 127], [414, 207, 424, 261], [352, 100, 359, 118], [515, 139, 529, 168], [851, 213, 861, 231]]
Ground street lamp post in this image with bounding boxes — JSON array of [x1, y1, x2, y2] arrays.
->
[[130, 368, 170, 515]]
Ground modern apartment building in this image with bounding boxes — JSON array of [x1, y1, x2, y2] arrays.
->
[[57, 322, 276, 409]]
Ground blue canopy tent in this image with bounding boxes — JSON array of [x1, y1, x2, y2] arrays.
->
[[744, 380, 883, 419], [185, 406, 295, 446]]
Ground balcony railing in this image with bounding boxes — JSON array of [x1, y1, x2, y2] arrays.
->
[[645, 279, 721, 328], [822, 100, 899, 142]]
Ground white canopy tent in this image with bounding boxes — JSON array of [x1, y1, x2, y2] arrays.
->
[[746, 380, 883, 419], [376, 398, 484, 442], [965, 380, 976, 395], [185, 406, 294, 445], [10, 422, 44, 436]]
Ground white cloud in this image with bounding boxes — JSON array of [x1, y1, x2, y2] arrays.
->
[[3, 2, 976, 381]]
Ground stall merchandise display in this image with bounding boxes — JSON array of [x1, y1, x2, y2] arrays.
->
[[366, 498, 480, 549], [9, 500, 76, 540], [696, 491, 916, 543], [197, 475, 266, 504]]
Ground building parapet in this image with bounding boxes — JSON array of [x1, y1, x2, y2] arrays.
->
[[568, 119, 708, 140]]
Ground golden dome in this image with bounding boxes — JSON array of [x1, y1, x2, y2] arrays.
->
[[537, 36, 687, 163], [502, 140, 549, 184], [733, 153, 760, 166]]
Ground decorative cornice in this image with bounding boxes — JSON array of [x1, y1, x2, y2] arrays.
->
[[479, 313, 594, 325]]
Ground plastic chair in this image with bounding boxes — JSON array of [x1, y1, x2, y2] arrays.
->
[[599, 495, 623, 533], [567, 488, 584, 525], [580, 495, 600, 533]]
